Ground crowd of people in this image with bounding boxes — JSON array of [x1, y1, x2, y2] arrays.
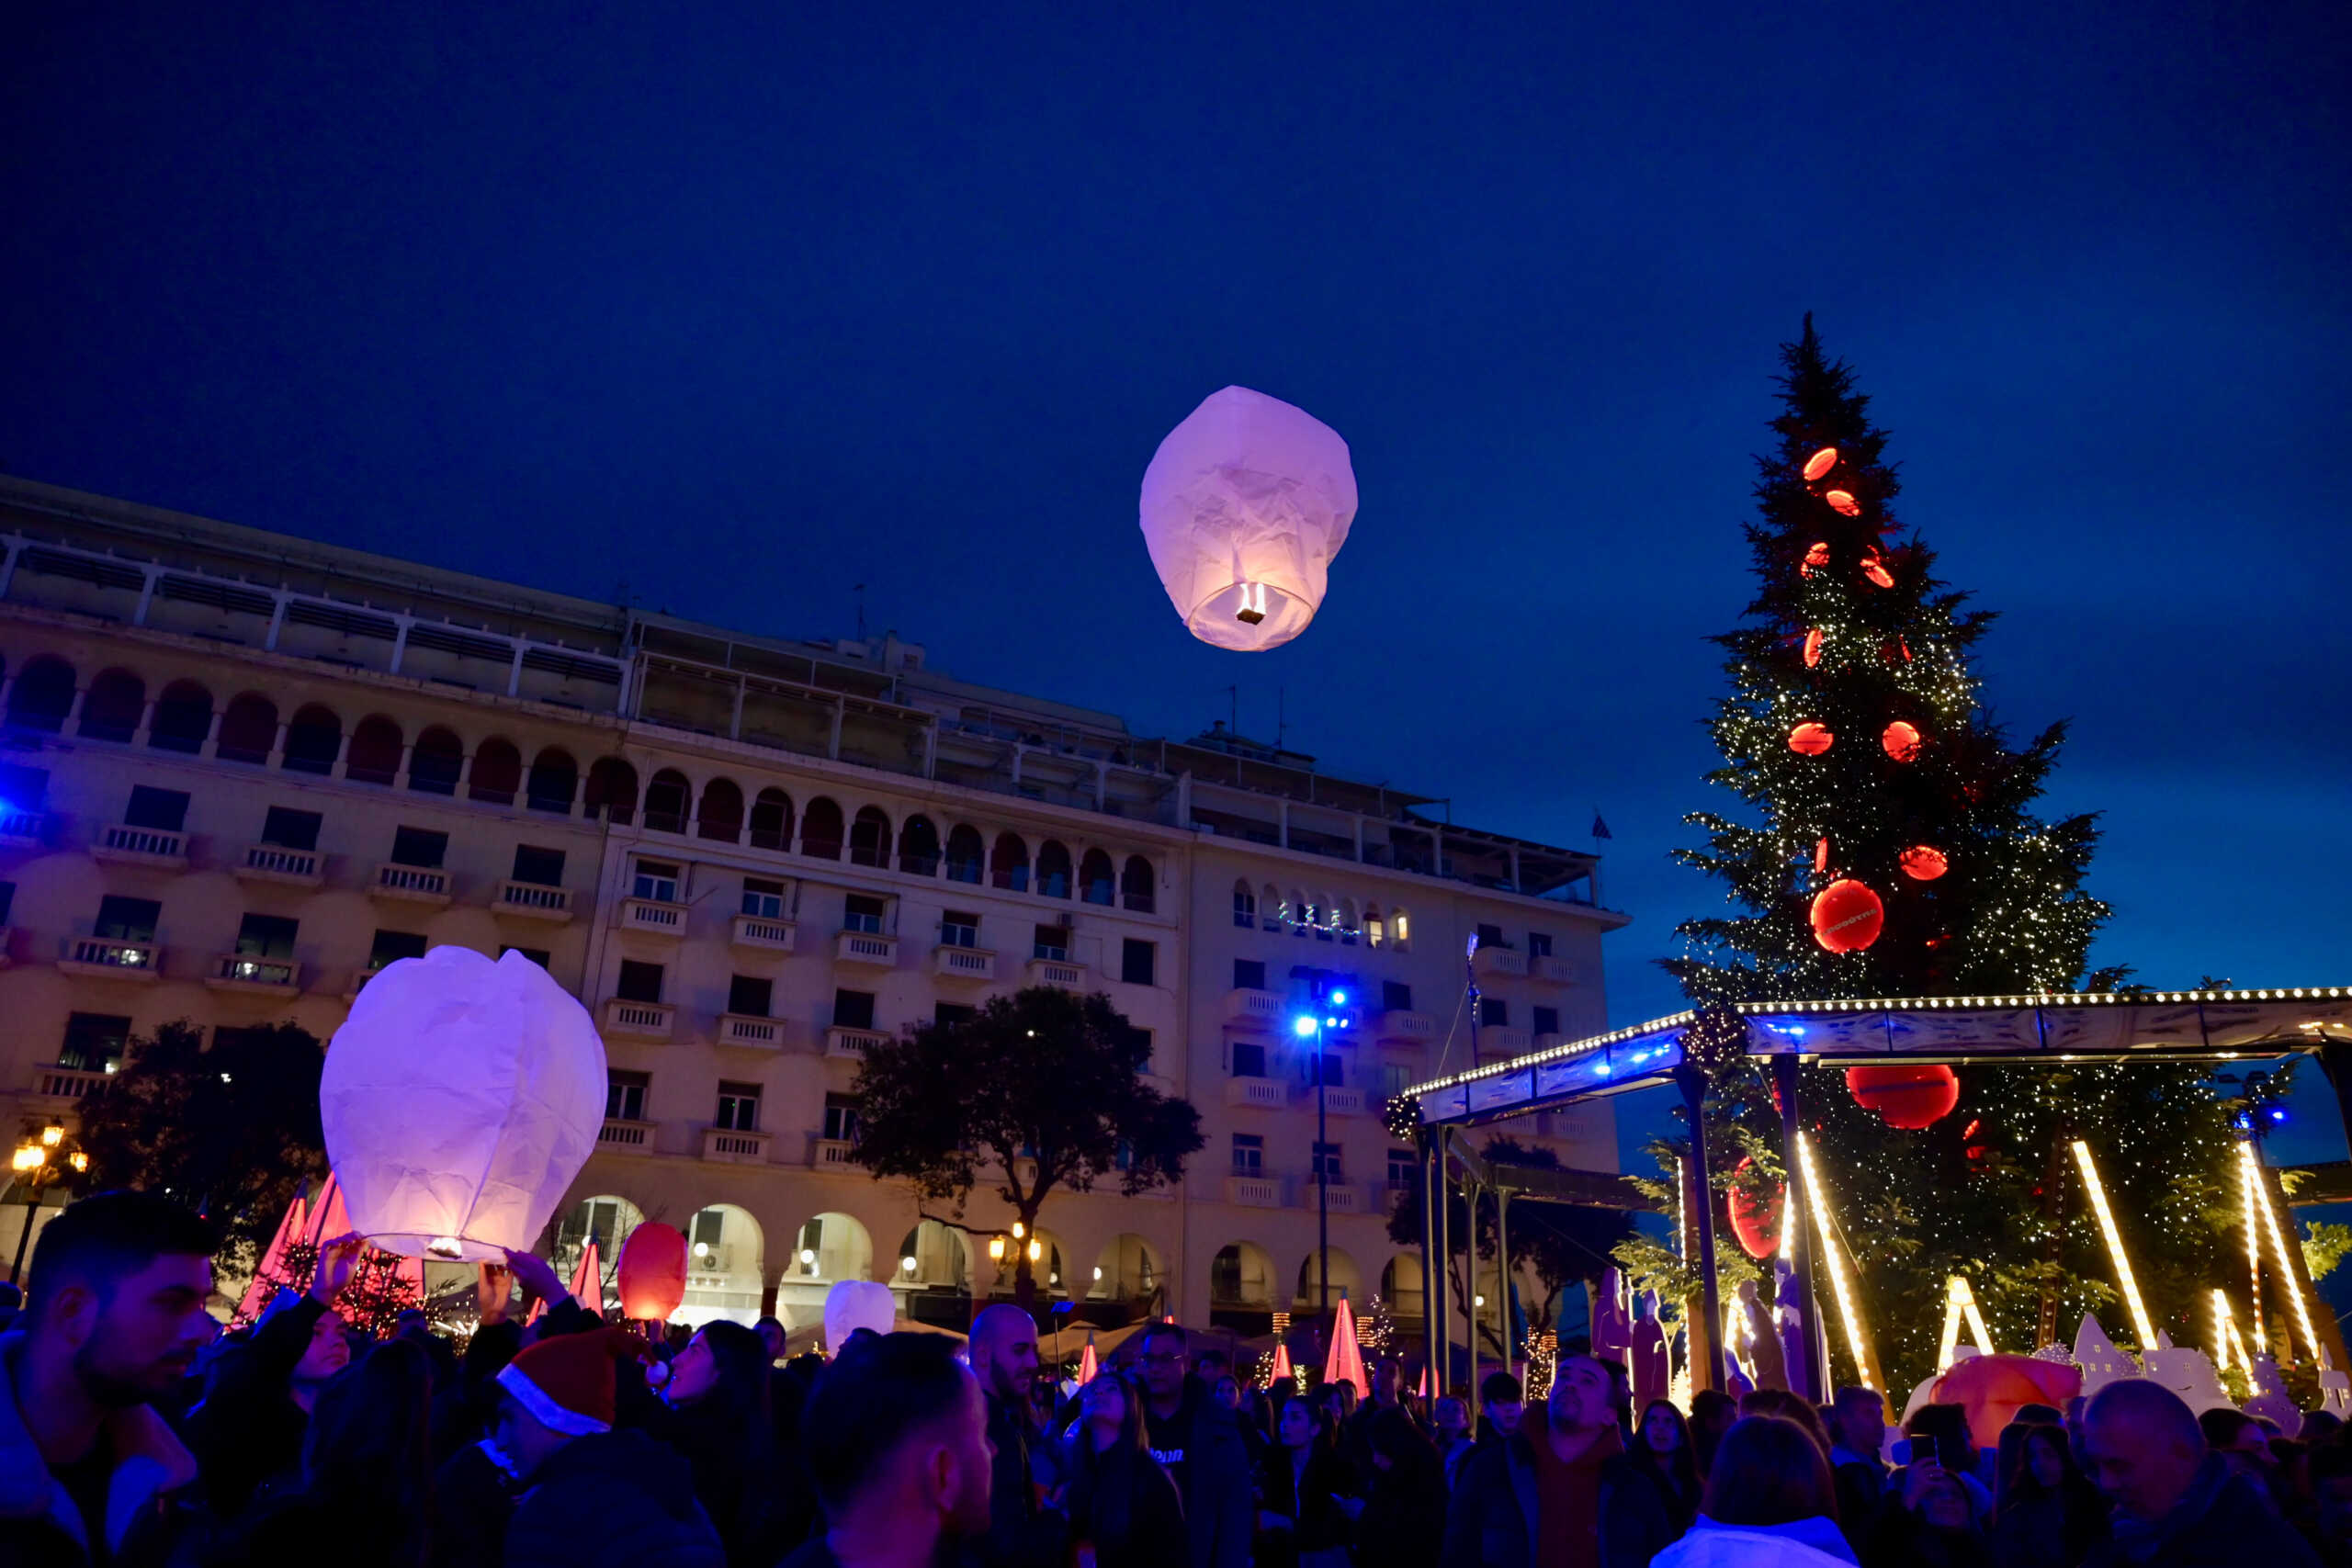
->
[[7, 1188, 2352, 1568]]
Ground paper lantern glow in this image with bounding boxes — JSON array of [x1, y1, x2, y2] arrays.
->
[[320, 946, 605, 1260], [1811, 879, 1884, 953], [617, 1222, 689, 1322], [825, 1280, 897, 1352], [1803, 446, 1838, 482], [1788, 722, 1834, 756], [1846, 1064, 1961, 1128], [1883, 721, 1922, 762], [1138, 386, 1357, 652]]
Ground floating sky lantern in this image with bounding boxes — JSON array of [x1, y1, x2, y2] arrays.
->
[[1803, 446, 1839, 482], [617, 1222, 689, 1324], [1811, 878, 1884, 953], [1138, 386, 1357, 652], [1883, 721, 1923, 762], [1899, 845, 1950, 881], [1788, 722, 1834, 756], [1825, 490, 1862, 517]]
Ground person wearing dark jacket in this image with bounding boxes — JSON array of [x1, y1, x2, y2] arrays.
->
[[1135, 1322, 1254, 1568], [968, 1304, 1070, 1568], [2078, 1378, 2317, 1568], [240, 1337, 438, 1568], [1355, 1406, 1449, 1568], [1063, 1370, 1186, 1568], [655, 1319, 792, 1567], [1256, 1396, 1353, 1568], [192, 1232, 365, 1523], [493, 1325, 724, 1568], [1442, 1355, 1679, 1568]]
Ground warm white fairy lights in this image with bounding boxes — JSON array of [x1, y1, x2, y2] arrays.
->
[[1936, 1274, 1996, 1371], [2241, 1147, 2268, 1351], [2242, 1140, 2321, 1364], [1796, 1132, 1877, 1391], [2073, 1140, 2156, 1348]]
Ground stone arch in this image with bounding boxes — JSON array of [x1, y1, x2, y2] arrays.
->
[[849, 805, 891, 867], [899, 815, 942, 876], [281, 704, 341, 775], [407, 725, 462, 794], [644, 769, 692, 833], [469, 736, 522, 803], [749, 787, 793, 850], [1080, 849, 1116, 906], [1088, 1233, 1164, 1311], [1121, 855, 1156, 913], [786, 1210, 872, 1284], [149, 679, 213, 755], [697, 776, 745, 842], [1211, 1241, 1276, 1308], [894, 1219, 972, 1293], [78, 667, 144, 742], [989, 831, 1030, 892], [1233, 878, 1258, 928], [1339, 897, 1361, 946], [526, 746, 579, 814], [585, 757, 639, 825], [1295, 1247, 1365, 1310], [944, 824, 985, 884], [680, 1202, 766, 1326], [551, 1193, 647, 1314], [1380, 1254, 1427, 1318], [346, 716, 403, 785], [217, 692, 279, 765], [1024, 1227, 1072, 1299], [1391, 907, 1412, 950], [6, 655, 76, 733], [800, 797, 845, 860], [1036, 840, 1074, 899], [1364, 902, 1385, 948]]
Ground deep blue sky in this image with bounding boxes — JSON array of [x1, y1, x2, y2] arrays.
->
[[6, 4, 2346, 1045]]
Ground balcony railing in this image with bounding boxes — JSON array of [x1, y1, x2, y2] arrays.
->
[[208, 953, 300, 993], [1472, 945, 1528, 980], [496, 880, 574, 921], [94, 824, 187, 867], [371, 863, 451, 905], [1532, 954, 1577, 985], [812, 1137, 858, 1168], [236, 843, 322, 886], [718, 1013, 783, 1049], [0, 807, 50, 847], [834, 931, 898, 967], [825, 1026, 888, 1059], [1479, 1026, 1531, 1056], [1299, 1178, 1364, 1214], [1295, 1083, 1367, 1117], [1225, 1077, 1287, 1111], [1531, 1032, 1565, 1054], [1225, 1174, 1282, 1208], [933, 944, 996, 981], [1224, 987, 1284, 1027], [61, 936, 163, 978], [701, 1126, 772, 1164], [1026, 956, 1085, 988], [30, 1063, 111, 1100], [1373, 1010, 1436, 1044], [598, 1118, 653, 1149], [731, 913, 797, 953], [601, 998, 675, 1040], [616, 898, 688, 937]]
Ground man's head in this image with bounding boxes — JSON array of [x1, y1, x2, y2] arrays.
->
[[2083, 1380, 2207, 1522], [1479, 1370, 1523, 1437], [1194, 1348, 1229, 1382], [1137, 1320, 1188, 1404], [2199, 1406, 2270, 1483], [755, 1315, 786, 1362], [805, 1332, 993, 1539], [1372, 1359, 1399, 1406], [967, 1303, 1040, 1406], [1595, 1357, 1630, 1416], [1434, 1395, 1469, 1442], [23, 1190, 218, 1407], [1547, 1356, 1613, 1434], [1830, 1385, 1886, 1461]]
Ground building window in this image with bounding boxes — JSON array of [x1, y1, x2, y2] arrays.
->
[[1304, 1052, 1342, 1088], [1233, 958, 1266, 991], [843, 894, 887, 935], [1233, 885, 1257, 929], [1479, 998, 1509, 1027], [1387, 1148, 1418, 1191], [1232, 1042, 1266, 1078], [260, 807, 322, 852], [741, 877, 786, 919], [728, 975, 773, 1018], [1232, 1134, 1264, 1174], [1312, 1142, 1343, 1180], [1375, 1062, 1412, 1100], [716, 1081, 761, 1132], [95, 896, 161, 943], [823, 1093, 861, 1142], [633, 859, 681, 904], [1121, 939, 1155, 987], [1529, 931, 1554, 958], [1033, 923, 1069, 962], [940, 910, 979, 949], [60, 1012, 131, 1073], [125, 785, 190, 833], [1532, 1005, 1560, 1038], [605, 1069, 649, 1122], [832, 989, 876, 1030], [1383, 981, 1414, 1012], [390, 826, 447, 868], [616, 960, 664, 1004], [511, 845, 566, 887], [368, 930, 427, 971], [934, 1002, 976, 1028], [1393, 911, 1410, 948], [1476, 923, 1508, 951]]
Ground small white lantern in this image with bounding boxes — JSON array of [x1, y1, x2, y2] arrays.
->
[[320, 946, 605, 1260], [1139, 385, 1357, 651]]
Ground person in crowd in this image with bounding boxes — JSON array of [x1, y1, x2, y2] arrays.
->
[[1476, 1371, 1523, 1449], [0, 1190, 216, 1566], [1593, 1359, 1633, 1439], [1688, 1388, 1738, 1479], [2200, 1404, 2279, 1499], [1441, 1354, 1676, 1568], [1740, 1388, 1835, 1462], [783, 1331, 997, 1568], [1355, 1405, 1448, 1568], [755, 1316, 787, 1363], [1431, 1396, 1475, 1487], [1824, 1385, 1888, 1548], [1062, 1370, 1184, 1568], [1195, 1348, 1231, 1387], [1859, 1458, 1989, 1568], [495, 1325, 725, 1565], [2078, 1377, 2318, 1566], [239, 1337, 437, 1566], [1651, 1414, 1853, 1568], [1368, 1359, 1405, 1416], [1990, 1420, 2107, 1568], [1894, 1403, 1989, 1522], [2305, 1444, 2352, 1565], [660, 1319, 789, 1567], [1628, 1398, 1702, 1529], [968, 1303, 1069, 1568], [2305, 1411, 2345, 1447], [1136, 1320, 1254, 1568], [1256, 1390, 1352, 1568], [193, 1232, 364, 1521]]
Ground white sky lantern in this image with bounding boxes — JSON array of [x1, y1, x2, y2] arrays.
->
[[321, 945, 606, 1260], [1139, 385, 1357, 651]]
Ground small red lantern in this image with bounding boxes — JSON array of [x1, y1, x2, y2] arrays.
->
[[1845, 1063, 1961, 1129], [1802, 541, 1829, 576], [1882, 721, 1922, 762], [1899, 844, 1949, 881], [1727, 1156, 1783, 1260], [1803, 446, 1838, 482], [616, 1222, 688, 1323], [1803, 628, 1824, 668], [1825, 490, 1862, 517], [1788, 723, 1834, 756], [1860, 548, 1894, 589], [1810, 878, 1883, 953], [1815, 837, 1830, 874]]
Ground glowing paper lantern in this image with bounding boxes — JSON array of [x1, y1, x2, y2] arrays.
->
[[1727, 1156, 1783, 1261], [1810, 879, 1883, 953], [1802, 542, 1829, 576], [320, 946, 605, 1260], [1803, 446, 1838, 482], [1935, 1353, 2080, 1441], [1138, 386, 1357, 652], [616, 1222, 688, 1323], [824, 1279, 896, 1352], [1825, 490, 1862, 517], [1882, 722, 1922, 762], [1899, 845, 1949, 881], [1788, 722, 1834, 756], [1845, 1064, 1960, 1128], [1802, 629, 1824, 668], [1860, 548, 1895, 589]]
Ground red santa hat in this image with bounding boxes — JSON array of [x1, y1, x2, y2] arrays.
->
[[495, 1327, 639, 1436]]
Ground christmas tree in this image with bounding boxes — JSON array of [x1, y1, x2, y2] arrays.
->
[[1634, 318, 2265, 1388]]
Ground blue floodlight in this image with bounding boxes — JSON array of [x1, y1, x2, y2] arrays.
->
[[1330, 989, 1348, 1006], [1293, 1016, 1319, 1038]]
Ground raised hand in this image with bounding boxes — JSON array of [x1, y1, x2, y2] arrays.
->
[[477, 1261, 514, 1324], [503, 1247, 568, 1307], [311, 1233, 365, 1304]]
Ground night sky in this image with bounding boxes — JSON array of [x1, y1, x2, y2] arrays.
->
[[6, 6, 2346, 1106]]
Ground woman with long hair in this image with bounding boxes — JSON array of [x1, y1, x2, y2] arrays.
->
[[1255, 1393, 1351, 1568], [1988, 1422, 2107, 1568], [1630, 1398, 1704, 1529], [243, 1338, 438, 1568], [1063, 1370, 1185, 1568], [1652, 1414, 1856, 1567], [659, 1319, 786, 1567], [1351, 1406, 1447, 1568]]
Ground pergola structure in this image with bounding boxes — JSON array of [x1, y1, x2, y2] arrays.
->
[[1407, 987, 2352, 1400]]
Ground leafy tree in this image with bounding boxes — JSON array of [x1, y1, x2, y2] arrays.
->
[[74, 1019, 328, 1269], [853, 987, 1203, 1310]]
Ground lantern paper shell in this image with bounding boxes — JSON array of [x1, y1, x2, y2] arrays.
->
[[1845, 1063, 1961, 1129], [1803, 629, 1824, 668], [1802, 542, 1829, 576], [1883, 721, 1922, 762], [1728, 1156, 1784, 1260], [1825, 489, 1862, 516], [825, 1280, 897, 1352], [1811, 878, 1884, 953], [1860, 548, 1895, 589], [1899, 845, 1950, 881], [319, 946, 605, 1260], [617, 1222, 689, 1322], [1788, 722, 1834, 756], [1803, 446, 1838, 482], [1138, 386, 1357, 652]]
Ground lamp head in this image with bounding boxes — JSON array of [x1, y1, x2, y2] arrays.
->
[[1293, 1016, 1318, 1038]]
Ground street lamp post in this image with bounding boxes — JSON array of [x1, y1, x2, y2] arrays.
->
[[1295, 982, 1355, 1323], [9, 1121, 89, 1284]]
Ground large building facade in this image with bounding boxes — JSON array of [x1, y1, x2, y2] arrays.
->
[[0, 475, 1628, 1340]]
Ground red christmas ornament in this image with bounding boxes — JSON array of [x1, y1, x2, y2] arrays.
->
[[1860, 548, 1894, 589], [1810, 878, 1884, 953], [1815, 837, 1830, 874], [1727, 1156, 1783, 1260], [1882, 721, 1922, 762], [1803, 446, 1838, 482], [1789, 722, 1834, 756], [1802, 541, 1830, 576], [1803, 628, 1825, 668], [1899, 845, 1949, 881], [1844, 1063, 1961, 1129], [1825, 490, 1862, 517]]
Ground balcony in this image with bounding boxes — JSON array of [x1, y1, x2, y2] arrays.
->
[[495, 880, 573, 922], [207, 953, 300, 995], [1372, 1010, 1437, 1045], [1298, 1179, 1364, 1214], [601, 998, 675, 1041], [93, 824, 187, 870], [0, 807, 51, 847], [825, 1026, 888, 1059], [1225, 1077, 1288, 1111], [29, 1063, 111, 1101], [933, 944, 996, 982], [616, 897, 688, 938], [701, 1126, 772, 1164], [1026, 956, 1085, 988], [1532, 1032, 1566, 1055], [811, 1137, 859, 1168], [1225, 1174, 1282, 1208], [371, 863, 452, 906], [1224, 987, 1285, 1028], [834, 930, 898, 967], [60, 936, 163, 980], [1480, 1026, 1531, 1056], [1295, 1083, 1367, 1117], [717, 1013, 784, 1050], [598, 1118, 654, 1151], [235, 843, 322, 888], [1532, 954, 1577, 986], [1473, 945, 1528, 980], [731, 913, 797, 953]]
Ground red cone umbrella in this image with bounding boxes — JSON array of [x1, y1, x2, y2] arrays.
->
[[1325, 1295, 1371, 1398], [1270, 1342, 1294, 1382], [238, 1187, 310, 1321], [1077, 1335, 1099, 1384]]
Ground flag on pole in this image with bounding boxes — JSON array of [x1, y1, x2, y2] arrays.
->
[[1325, 1294, 1371, 1399], [1590, 811, 1613, 841]]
